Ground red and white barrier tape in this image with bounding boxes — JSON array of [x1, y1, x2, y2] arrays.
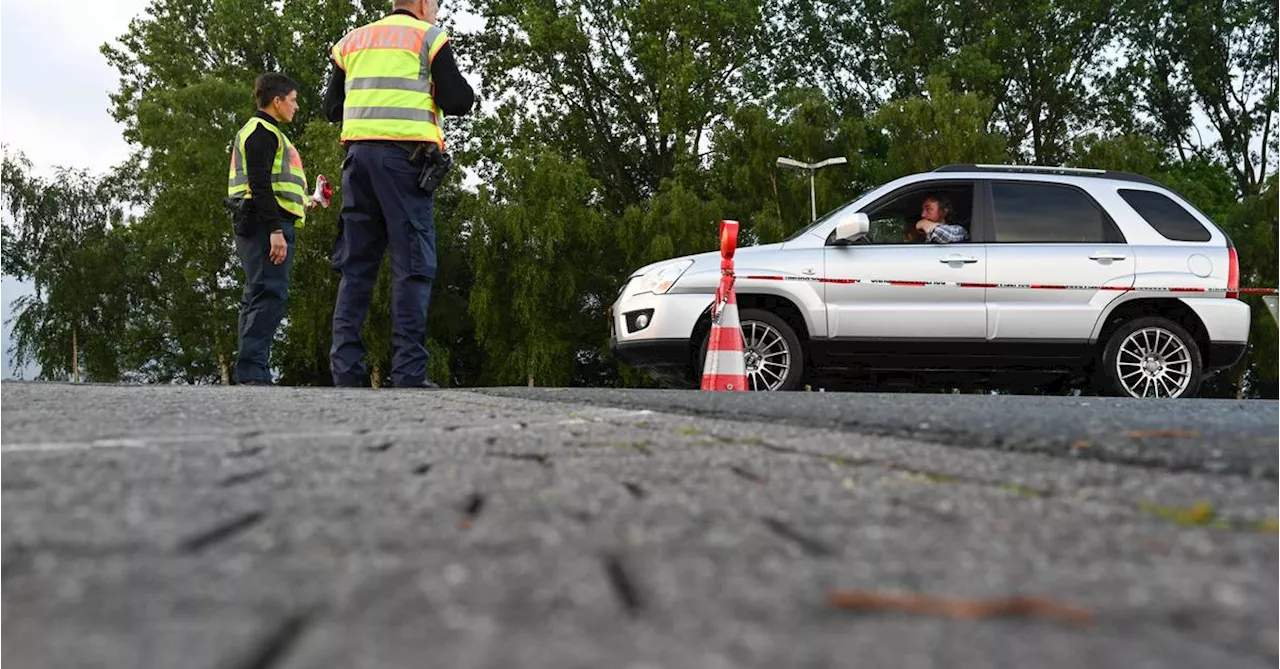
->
[[740, 275, 1278, 295]]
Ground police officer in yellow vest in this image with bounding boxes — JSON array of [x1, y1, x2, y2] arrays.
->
[[226, 73, 312, 386], [322, 0, 475, 388]]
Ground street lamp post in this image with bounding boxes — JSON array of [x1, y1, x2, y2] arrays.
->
[[776, 156, 849, 222]]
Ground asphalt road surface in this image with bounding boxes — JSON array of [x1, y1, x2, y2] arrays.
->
[[3, 382, 1277, 669]]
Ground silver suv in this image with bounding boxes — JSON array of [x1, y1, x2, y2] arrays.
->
[[609, 164, 1251, 398]]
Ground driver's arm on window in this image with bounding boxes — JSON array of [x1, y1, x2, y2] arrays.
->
[[926, 224, 969, 244]]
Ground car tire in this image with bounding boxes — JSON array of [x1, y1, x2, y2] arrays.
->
[[697, 308, 805, 391], [1098, 317, 1203, 399]]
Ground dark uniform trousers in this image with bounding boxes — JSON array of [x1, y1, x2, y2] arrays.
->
[[330, 142, 437, 387], [234, 219, 295, 384]]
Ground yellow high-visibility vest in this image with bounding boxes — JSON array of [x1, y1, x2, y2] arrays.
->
[[331, 14, 450, 146], [227, 117, 308, 225]]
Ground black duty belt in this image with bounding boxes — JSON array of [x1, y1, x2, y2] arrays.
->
[[347, 139, 426, 155]]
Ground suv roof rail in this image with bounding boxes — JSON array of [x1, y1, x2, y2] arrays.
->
[[933, 163, 1165, 186]]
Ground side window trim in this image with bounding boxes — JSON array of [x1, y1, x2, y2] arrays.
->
[[984, 179, 1127, 244], [978, 180, 995, 244]]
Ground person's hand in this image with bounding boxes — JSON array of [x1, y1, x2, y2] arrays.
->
[[916, 219, 937, 234], [269, 230, 288, 265]]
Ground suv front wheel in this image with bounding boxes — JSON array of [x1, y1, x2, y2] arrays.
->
[[698, 308, 805, 391], [1098, 317, 1203, 399]]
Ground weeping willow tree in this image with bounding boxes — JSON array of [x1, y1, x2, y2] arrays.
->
[[1, 150, 135, 382]]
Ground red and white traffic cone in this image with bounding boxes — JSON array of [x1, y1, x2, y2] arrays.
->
[[701, 220, 748, 392]]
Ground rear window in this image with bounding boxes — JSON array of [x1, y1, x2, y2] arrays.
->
[[1118, 189, 1211, 242]]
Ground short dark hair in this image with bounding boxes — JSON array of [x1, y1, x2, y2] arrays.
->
[[254, 73, 299, 108]]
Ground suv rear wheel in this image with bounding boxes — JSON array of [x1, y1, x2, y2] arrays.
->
[[698, 308, 805, 391], [1098, 317, 1203, 399]]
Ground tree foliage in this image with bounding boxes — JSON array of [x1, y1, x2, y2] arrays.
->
[[460, 0, 767, 210], [1114, 0, 1277, 195], [2, 151, 134, 382]]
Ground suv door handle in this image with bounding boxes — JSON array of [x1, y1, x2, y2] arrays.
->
[[939, 255, 979, 264], [1089, 253, 1127, 261]]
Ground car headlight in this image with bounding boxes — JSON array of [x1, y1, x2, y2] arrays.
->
[[634, 260, 694, 295]]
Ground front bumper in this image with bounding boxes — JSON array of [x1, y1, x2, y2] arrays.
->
[[608, 283, 712, 386], [611, 337, 697, 387]]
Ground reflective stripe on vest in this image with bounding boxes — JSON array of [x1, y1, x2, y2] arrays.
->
[[331, 15, 449, 145], [226, 117, 308, 225]]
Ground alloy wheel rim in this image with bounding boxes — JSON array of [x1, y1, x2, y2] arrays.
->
[[741, 321, 791, 391], [1116, 327, 1192, 398]]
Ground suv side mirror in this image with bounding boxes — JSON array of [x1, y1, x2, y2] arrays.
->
[[832, 212, 871, 244]]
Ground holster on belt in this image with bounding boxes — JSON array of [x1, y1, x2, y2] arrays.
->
[[224, 196, 255, 237], [407, 142, 453, 194]]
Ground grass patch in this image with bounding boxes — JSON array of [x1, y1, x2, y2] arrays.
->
[[716, 435, 770, 447], [629, 440, 654, 455], [1253, 518, 1279, 533], [896, 469, 958, 484], [1136, 502, 1278, 533], [1137, 501, 1226, 528]]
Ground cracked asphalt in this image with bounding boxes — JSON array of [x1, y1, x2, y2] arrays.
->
[[2, 382, 1277, 669]]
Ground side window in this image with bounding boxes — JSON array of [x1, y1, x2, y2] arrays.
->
[[990, 182, 1123, 243], [1117, 189, 1212, 242], [867, 212, 914, 244], [859, 182, 975, 245]]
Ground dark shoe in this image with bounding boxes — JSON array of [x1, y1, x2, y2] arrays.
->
[[238, 378, 275, 386], [333, 375, 370, 388]]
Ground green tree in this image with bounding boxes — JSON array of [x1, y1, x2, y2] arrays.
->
[[760, 0, 885, 115], [1218, 176, 1279, 398], [1, 151, 134, 382], [458, 0, 768, 211], [871, 76, 1008, 180], [709, 89, 868, 244], [875, 0, 1120, 164], [468, 145, 608, 386], [1117, 0, 1277, 196], [453, 0, 779, 387]]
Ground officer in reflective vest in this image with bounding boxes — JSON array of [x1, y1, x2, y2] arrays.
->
[[322, 0, 475, 388], [226, 72, 311, 386]]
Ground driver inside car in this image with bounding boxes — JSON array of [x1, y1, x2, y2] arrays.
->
[[914, 195, 969, 244]]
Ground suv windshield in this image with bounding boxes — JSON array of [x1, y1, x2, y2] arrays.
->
[[783, 191, 870, 242]]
